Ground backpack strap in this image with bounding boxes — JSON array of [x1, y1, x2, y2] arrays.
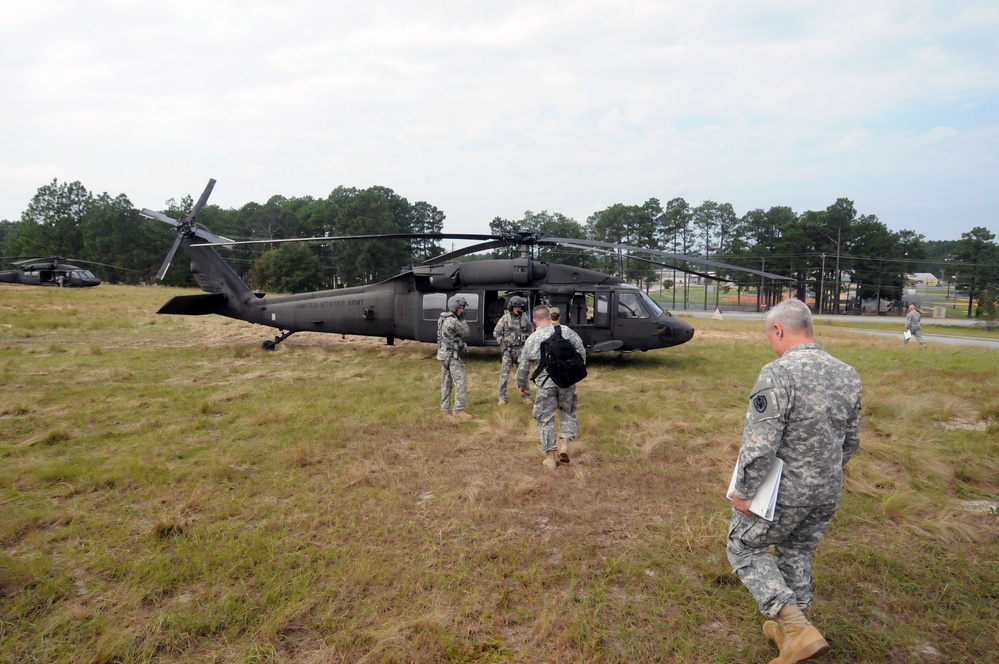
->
[[530, 326, 562, 385]]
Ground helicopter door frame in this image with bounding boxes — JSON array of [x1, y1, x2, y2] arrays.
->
[[567, 290, 611, 328]]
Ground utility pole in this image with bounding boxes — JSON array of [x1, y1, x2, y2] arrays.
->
[[833, 226, 842, 314], [818, 253, 826, 315]]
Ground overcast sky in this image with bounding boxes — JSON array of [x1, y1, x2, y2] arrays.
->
[[2, 0, 997, 243]]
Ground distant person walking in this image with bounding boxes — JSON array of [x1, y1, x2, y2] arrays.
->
[[437, 296, 471, 419], [726, 298, 863, 662], [904, 304, 927, 348]]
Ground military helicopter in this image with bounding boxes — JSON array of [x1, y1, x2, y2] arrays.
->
[[0, 257, 103, 287], [141, 179, 789, 353]]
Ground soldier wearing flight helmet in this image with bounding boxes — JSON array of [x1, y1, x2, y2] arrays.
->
[[493, 294, 534, 405], [437, 295, 471, 419]]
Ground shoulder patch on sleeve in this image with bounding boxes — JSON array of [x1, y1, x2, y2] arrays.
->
[[747, 377, 780, 421]]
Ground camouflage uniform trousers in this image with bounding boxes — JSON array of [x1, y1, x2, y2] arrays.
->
[[532, 384, 578, 453], [726, 502, 838, 617], [904, 328, 926, 346], [440, 356, 468, 414], [497, 346, 524, 401]]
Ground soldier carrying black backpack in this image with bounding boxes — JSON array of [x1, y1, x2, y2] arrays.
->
[[516, 305, 587, 470]]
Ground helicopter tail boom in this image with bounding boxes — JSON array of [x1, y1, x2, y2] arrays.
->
[[157, 292, 229, 316]]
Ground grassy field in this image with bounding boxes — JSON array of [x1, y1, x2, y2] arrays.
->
[[1, 284, 997, 663]]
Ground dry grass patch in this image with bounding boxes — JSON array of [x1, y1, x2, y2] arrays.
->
[[1, 284, 997, 662]]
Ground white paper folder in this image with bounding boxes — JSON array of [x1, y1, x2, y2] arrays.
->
[[727, 457, 783, 521]]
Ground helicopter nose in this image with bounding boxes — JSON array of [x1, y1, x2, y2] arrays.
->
[[657, 314, 695, 344]]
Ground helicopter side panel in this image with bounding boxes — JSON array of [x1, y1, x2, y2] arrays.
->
[[256, 286, 397, 338]]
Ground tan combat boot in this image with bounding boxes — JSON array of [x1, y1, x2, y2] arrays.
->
[[763, 620, 785, 650], [557, 439, 570, 464], [770, 606, 829, 663], [542, 451, 560, 470]]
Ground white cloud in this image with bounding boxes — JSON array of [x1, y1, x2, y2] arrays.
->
[[0, 0, 996, 242]]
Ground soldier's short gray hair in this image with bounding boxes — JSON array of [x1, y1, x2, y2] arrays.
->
[[765, 298, 813, 335]]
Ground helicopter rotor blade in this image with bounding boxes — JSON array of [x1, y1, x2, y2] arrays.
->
[[156, 236, 183, 281], [544, 237, 792, 281], [184, 179, 217, 223], [559, 242, 724, 282], [190, 225, 235, 247], [420, 240, 511, 265], [190, 232, 495, 248], [139, 209, 181, 227]]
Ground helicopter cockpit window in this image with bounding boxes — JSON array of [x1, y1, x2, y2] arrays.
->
[[640, 290, 664, 317], [422, 293, 479, 322], [617, 291, 650, 319]]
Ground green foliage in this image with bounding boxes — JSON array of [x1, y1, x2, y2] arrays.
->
[[975, 290, 999, 331], [950, 227, 999, 318], [249, 244, 326, 293], [4, 178, 998, 317]]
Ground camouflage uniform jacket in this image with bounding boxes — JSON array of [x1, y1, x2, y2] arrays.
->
[[494, 310, 534, 353], [734, 343, 862, 506], [905, 309, 922, 332], [436, 312, 469, 361], [516, 324, 586, 389]]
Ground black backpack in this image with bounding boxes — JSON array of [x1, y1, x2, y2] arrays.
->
[[531, 325, 587, 388]]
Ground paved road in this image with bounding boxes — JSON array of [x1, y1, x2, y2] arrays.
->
[[678, 310, 999, 349]]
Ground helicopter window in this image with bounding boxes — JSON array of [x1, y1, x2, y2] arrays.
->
[[617, 292, 649, 319], [458, 293, 479, 321], [423, 294, 447, 320], [595, 293, 609, 325], [639, 290, 664, 317], [422, 292, 479, 322], [568, 293, 591, 325], [568, 292, 610, 327]]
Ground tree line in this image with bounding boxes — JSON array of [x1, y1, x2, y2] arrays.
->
[[2, 179, 998, 317]]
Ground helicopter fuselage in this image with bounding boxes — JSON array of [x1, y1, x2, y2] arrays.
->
[[158, 235, 694, 352], [0, 264, 101, 287]]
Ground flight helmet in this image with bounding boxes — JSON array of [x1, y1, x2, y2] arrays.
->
[[447, 295, 468, 313]]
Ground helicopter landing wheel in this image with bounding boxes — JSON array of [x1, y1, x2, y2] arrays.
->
[[262, 329, 295, 351]]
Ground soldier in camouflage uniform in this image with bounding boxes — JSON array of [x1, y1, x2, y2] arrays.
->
[[437, 295, 471, 419], [904, 304, 927, 348], [494, 295, 534, 405], [517, 305, 586, 470], [726, 298, 862, 663]]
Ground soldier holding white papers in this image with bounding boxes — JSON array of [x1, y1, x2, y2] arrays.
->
[[726, 298, 863, 663]]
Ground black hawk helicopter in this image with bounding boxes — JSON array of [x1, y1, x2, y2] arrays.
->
[[0, 257, 103, 287], [141, 179, 790, 353]]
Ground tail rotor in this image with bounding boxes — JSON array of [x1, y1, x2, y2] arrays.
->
[[139, 179, 233, 280]]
